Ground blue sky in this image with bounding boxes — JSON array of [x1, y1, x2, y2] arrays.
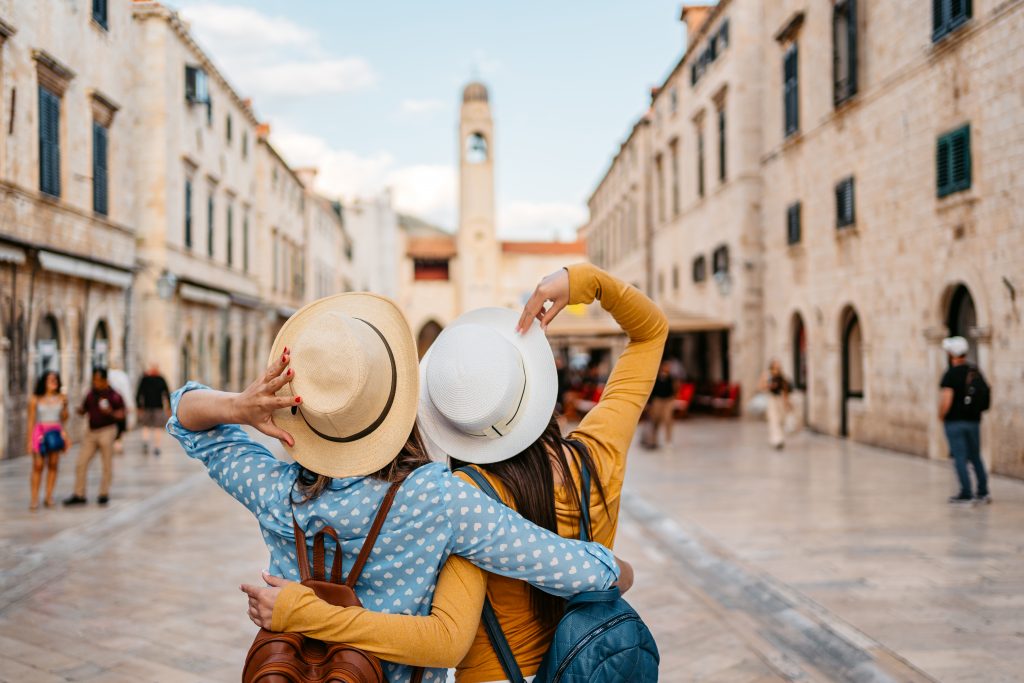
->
[[173, 1, 703, 239]]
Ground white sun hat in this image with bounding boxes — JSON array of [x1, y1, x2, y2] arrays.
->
[[416, 307, 557, 464], [942, 335, 970, 358]]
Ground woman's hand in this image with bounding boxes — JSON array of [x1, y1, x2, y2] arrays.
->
[[234, 350, 301, 447], [612, 556, 634, 594], [517, 268, 570, 333], [240, 572, 295, 630]]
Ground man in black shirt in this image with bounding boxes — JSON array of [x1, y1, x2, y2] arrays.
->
[[136, 363, 170, 456], [939, 336, 990, 505]]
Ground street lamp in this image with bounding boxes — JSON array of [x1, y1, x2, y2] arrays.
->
[[713, 270, 732, 296], [156, 271, 178, 300]]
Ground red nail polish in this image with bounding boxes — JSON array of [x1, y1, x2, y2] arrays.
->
[[295, 396, 301, 403], [287, 368, 293, 376]]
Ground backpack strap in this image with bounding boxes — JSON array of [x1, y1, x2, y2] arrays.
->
[[345, 480, 403, 588], [566, 440, 592, 542], [456, 466, 527, 683]]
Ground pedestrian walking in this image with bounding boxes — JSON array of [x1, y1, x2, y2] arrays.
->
[[26, 371, 69, 510], [64, 368, 125, 506], [244, 264, 662, 682], [939, 336, 991, 505], [168, 291, 626, 683], [644, 360, 678, 448], [760, 359, 792, 450], [136, 363, 170, 455]]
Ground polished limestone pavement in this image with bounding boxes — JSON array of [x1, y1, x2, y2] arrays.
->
[[623, 418, 1023, 683], [0, 420, 1019, 681]]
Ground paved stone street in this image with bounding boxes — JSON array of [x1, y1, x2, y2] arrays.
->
[[0, 420, 1022, 682]]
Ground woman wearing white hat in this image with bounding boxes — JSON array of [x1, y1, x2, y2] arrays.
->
[[257, 264, 667, 682], [168, 291, 625, 683]]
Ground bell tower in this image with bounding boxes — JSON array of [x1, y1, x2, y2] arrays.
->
[[456, 81, 500, 312]]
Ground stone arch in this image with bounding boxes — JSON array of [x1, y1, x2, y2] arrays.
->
[[942, 283, 979, 365], [91, 318, 110, 371], [790, 310, 807, 391], [417, 320, 444, 359], [34, 312, 61, 381]]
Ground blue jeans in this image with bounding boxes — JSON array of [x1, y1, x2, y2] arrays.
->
[[944, 421, 988, 498]]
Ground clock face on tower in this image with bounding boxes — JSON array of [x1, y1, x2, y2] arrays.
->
[[465, 132, 488, 164]]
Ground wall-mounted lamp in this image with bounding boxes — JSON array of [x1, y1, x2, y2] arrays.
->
[[156, 271, 178, 300]]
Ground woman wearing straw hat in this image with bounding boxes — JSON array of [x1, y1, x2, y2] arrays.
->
[[251, 264, 667, 682], [168, 291, 626, 683]]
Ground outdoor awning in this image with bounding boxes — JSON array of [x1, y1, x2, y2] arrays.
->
[[0, 243, 26, 265], [277, 306, 298, 319], [179, 283, 231, 309], [663, 305, 732, 333], [230, 292, 262, 309], [544, 304, 732, 337], [38, 250, 131, 288]]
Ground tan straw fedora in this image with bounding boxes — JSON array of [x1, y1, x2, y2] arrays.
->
[[267, 293, 418, 478]]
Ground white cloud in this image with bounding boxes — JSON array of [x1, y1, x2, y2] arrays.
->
[[270, 126, 456, 228], [178, 5, 313, 48], [178, 3, 376, 100], [399, 99, 444, 116], [498, 201, 586, 242]]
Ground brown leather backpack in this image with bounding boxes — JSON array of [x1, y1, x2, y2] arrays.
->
[[242, 481, 422, 683]]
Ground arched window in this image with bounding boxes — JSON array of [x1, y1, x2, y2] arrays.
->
[[181, 334, 194, 387], [840, 307, 863, 437], [417, 321, 443, 359], [35, 314, 60, 379], [91, 319, 110, 371], [222, 336, 233, 389], [946, 284, 978, 365], [792, 313, 807, 390], [239, 337, 248, 391]]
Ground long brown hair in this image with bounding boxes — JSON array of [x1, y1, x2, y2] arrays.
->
[[294, 423, 432, 503], [452, 414, 609, 630]]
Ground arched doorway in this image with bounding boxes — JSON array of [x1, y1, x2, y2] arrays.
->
[[791, 313, 807, 391], [840, 307, 864, 438], [417, 320, 443, 359], [91, 319, 110, 371], [180, 334, 194, 387], [35, 314, 61, 380], [946, 284, 978, 365]]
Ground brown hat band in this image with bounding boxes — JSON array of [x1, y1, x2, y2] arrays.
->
[[296, 319, 398, 444]]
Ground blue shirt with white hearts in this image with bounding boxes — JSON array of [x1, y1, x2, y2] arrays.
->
[[167, 383, 619, 683]]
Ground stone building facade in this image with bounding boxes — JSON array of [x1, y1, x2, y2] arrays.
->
[[584, 0, 1024, 476], [759, 0, 1024, 475], [0, 0, 137, 454]]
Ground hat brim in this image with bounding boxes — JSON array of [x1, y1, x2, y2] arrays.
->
[[417, 308, 557, 464], [269, 293, 419, 478]]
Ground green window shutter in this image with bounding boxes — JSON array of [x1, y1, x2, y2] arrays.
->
[[937, 125, 970, 197], [207, 194, 215, 257], [836, 177, 855, 228], [92, 122, 109, 216], [787, 202, 802, 245], [38, 86, 61, 197], [226, 205, 234, 266], [184, 180, 193, 248]]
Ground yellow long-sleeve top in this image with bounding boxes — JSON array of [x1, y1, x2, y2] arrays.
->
[[272, 263, 668, 682]]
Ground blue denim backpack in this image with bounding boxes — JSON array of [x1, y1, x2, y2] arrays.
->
[[457, 442, 659, 683]]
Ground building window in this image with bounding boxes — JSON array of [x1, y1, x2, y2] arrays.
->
[[937, 124, 971, 197], [783, 43, 799, 137], [226, 114, 232, 143], [669, 139, 680, 216], [242, 131, 248, 159], [669, 88, 678, 114], [787, 201, 802, 245], [38, 86, 61, 197], [712, 245, 730, 275], [717, 105, 727, 182], [242, 211, 250, 272], [92, 0, 108, 29], [693, 256, 707, 283], [835, 177, 855, 228], [92, 121, 109, 216], [272, 231, 279, 290], [697, 125, 706, 198], [226, 203, 234, 267], [207, 192, 215, 258], [792, 314, 807, 390], [184, 178, 193, 248], [413, 259, 450, 281], [833, 0, 858, 105], [655, 153, 665, 222], [691, 20, 730, 87], [933, 0, 971, 42], [185, 65, 212, 123], [672, 265, 680, 291]]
